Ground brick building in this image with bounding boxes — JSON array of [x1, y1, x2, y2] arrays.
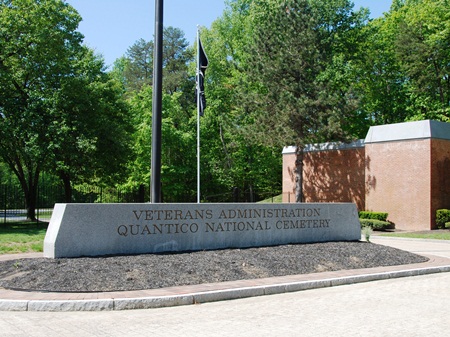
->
[[282, 120, 450, 231]]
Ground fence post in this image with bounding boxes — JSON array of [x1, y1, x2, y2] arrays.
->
[[3, 183, 6, 225], [233, 187, 239, 202], [36, 181, 39, 225]]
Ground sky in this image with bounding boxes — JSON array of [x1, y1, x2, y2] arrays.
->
[[67, 0, 393, 68]]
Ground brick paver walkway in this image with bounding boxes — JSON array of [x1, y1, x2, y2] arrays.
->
[[1, 236, 450, 336]]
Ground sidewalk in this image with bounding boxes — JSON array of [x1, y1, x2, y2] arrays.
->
[[1, 236, 450, 312], [371, 234, 450, 258]]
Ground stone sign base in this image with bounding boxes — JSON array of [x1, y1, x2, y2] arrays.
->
[[44, 203, 361, 258]]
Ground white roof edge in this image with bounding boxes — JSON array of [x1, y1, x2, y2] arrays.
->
[[282, 146, 297, 154], [365, 120, 450, 143], [282, 140, 365, 154], [283, 121, 450, 153]]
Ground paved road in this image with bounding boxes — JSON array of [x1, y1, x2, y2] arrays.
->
[[1, 236, 450, 337]]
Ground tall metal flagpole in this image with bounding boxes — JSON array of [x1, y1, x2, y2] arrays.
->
[[196, 26, 201, 203], [151, 0, 163, 203]]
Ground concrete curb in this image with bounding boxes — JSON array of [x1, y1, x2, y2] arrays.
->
[[2, 263, 450, 312]]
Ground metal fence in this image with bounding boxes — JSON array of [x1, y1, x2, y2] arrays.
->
[[1, 178, 282, 224], [204, 187, 281, 203], [0, 181, 148, 224]]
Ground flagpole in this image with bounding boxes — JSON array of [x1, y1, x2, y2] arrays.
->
[[151, 0, 163, 203], [196, 26, 201, 204]]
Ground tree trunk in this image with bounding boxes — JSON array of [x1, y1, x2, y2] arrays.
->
[[16, 169, 40, 221], [2, 154, 42, 221], [294, 145, 304, 203], [60, 173, 73, 203], [25, 184, 37, 221]]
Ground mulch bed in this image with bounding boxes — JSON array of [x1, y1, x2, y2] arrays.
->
[[0, 241, 428, 292]]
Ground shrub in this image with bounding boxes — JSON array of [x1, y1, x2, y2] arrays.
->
[[362, 226, 373, 242], [436, 209, 450, 229], [360, 219, 394, 231], [359, 211, 388, 222]]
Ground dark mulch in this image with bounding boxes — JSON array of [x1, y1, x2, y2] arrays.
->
[[0, 241, 428, 293]]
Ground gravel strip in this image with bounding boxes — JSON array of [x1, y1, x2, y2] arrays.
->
[[0, 242, 428, 292]]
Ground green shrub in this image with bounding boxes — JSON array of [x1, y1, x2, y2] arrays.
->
[[362, 226, 373, 242], [359, 211, 388, 221], [360, 219, 394, 231], [436, 209, 450, 229]]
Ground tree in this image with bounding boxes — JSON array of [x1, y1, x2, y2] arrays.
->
[[353, 17, 410, 126], [123, 38, 153, 93], [118, 28, 197, 201], [126, 86, 197, 202], [121, 27, 194, 97], [393, 0, 450, 121], [239, 0, 367, 202], [197, 4, 283, 202], [48, 47, 133, 202], [354, 0, 450, 125], [163, 27, 194, 95], [0, 0, 132, 217], [0, 0, 84, 219]]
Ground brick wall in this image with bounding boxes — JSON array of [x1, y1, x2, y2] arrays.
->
[[282, 143, 365, 210], [303, 148, 365, 210], [282, 146, 296, 203], [365, 139, 431, 230], [282, 120, 450, 231], [431, 139, 450, 225]]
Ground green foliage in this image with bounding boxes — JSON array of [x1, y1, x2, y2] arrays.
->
[[241, 0, 365, 147], [359, 219, 394, 231], [123, 38, 153, 93], [48, 48, 134, 201], [162, 27, 194, 95], [353, 17, 410, 127], [436, 209, 450, 229], [3, 0, 450, 208], [0, 0, 85, 218], [223, 0, 369, 202], [362, 226, 373, 242], [118, 27, 194, 97], [356, 0, 450, 124], [258, 194, 283, 203], [125, 86, 198, 202], [359, 212, 393, 231], [359, 211, 389, 221], [0, 0, 133, 209], [394, 0, 450, 121]]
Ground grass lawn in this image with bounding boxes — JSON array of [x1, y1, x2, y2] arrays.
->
[[377, 231, 450, 240], [258, 194, 283, 203], [0, 223, 47, 254]]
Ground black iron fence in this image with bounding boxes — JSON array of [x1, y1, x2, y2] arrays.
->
[[0, 180, 148, 224], [1, 177, 282, 224]]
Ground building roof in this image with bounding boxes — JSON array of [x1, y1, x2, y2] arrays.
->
[[283, 120, 450, 153], [365, 120, 450, 143]]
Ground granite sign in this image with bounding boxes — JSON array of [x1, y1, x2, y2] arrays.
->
[[44, 203, 361, 258]]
